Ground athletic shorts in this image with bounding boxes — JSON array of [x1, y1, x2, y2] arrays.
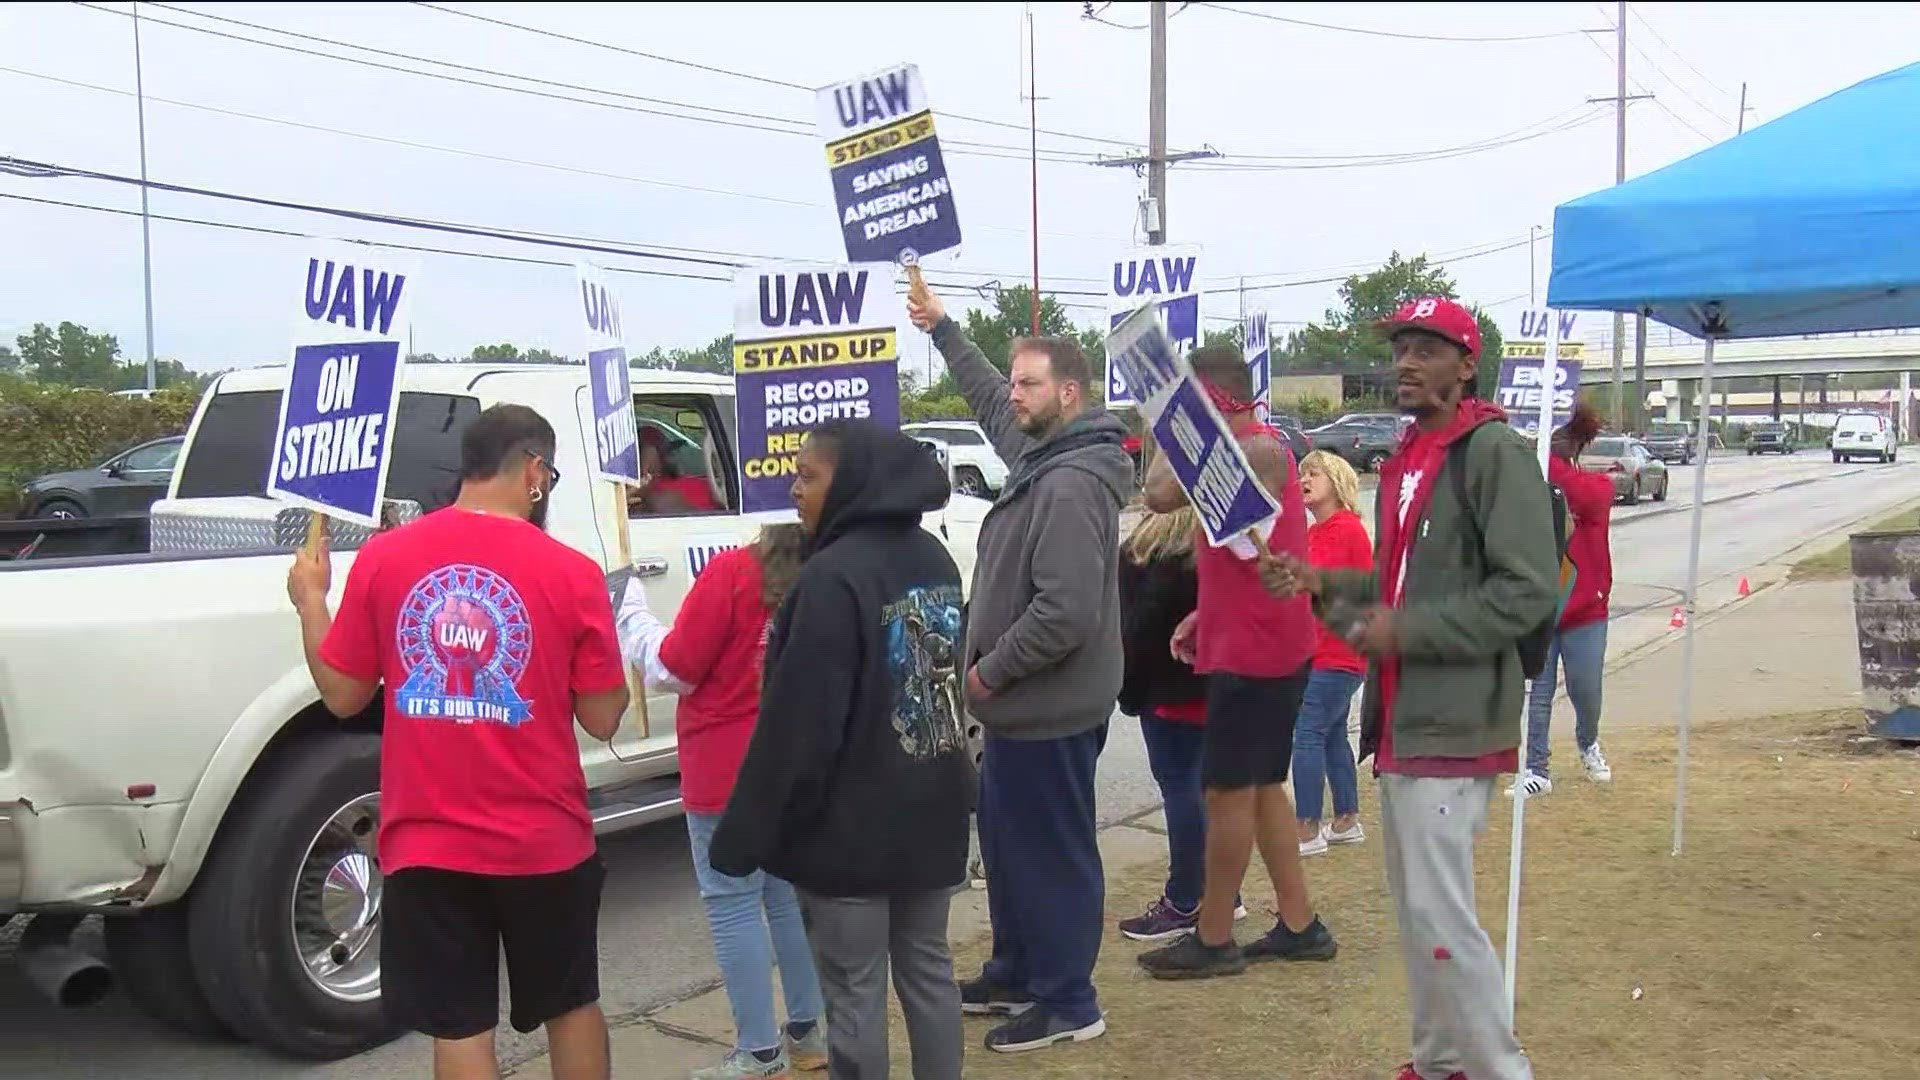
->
[[381, 854, 605, 1039], [1202, 668, 1310, 790]]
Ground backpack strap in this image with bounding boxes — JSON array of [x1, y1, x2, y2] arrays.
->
[[1447, 426, 1484, 545]]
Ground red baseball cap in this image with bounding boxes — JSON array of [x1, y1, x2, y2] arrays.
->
[[1379, 297, 1482, 358]]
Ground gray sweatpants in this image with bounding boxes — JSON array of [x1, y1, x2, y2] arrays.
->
[[796, 889, 964, 1080], [1379, 774, 1534, 1080]]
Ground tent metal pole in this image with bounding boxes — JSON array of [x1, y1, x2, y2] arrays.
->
[[1672, 335, 1715, 856], [1503, 311, 1562, 1021]]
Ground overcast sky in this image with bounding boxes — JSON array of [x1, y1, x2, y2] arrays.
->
[[3, 1, 1916, 374]]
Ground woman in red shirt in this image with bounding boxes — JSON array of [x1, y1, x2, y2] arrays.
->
[[616, 525, 826, 1079], [1293, 451, 1374, 857]]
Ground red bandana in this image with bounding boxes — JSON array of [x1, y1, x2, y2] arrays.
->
[[1204, 381, 1258, 416]]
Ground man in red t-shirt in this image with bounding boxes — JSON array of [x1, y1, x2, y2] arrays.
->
[[1260, 299, 1556, 1080], [287, 404, 629, 1080], [1137, 346, 1337, 981]]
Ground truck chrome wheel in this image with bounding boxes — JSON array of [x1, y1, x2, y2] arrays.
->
[[292, 793, 382, 1003]]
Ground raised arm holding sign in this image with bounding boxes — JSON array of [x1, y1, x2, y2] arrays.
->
[[578, 262, 648, 741]]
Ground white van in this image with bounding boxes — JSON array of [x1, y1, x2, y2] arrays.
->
[[1831, 412, 1894, 463]]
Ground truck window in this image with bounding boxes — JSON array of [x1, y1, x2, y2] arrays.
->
[[176, 389, 482, 512], [630, 394, 738, 516]]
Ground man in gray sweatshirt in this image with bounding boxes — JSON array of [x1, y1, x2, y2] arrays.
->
[[907, 286, 1134, 1055]]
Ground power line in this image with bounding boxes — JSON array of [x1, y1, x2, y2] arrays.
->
[[1186, 108, 1610, 170], [1210, 103, 1601, 162], [1589, 3, 1729, 130], [0, 65, 1130, 246], [1194, 2, 1585, 43], [74, 2, 1102, 165], [408, 1, 1144, 150], [1626, 3, 1735, 100]]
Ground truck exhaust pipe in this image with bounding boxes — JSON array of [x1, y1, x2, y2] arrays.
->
[[19, 913, 114, 1009]]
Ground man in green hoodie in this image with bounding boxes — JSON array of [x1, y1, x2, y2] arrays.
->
[[1260, 297, 1554, 1080], [908, 286, 1135, 1055]]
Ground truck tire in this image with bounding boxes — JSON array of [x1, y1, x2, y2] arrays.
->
[[953, 466, 988, 499], [103, 903, 237, 1041], [187, 732, 399, 1060]]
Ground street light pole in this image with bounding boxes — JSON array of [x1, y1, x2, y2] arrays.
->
[[1528, 225, 1542, 308]]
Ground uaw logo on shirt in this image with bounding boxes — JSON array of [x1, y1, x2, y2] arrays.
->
[[394, 564, 535, 726]]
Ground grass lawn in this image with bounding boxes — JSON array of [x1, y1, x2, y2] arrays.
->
[[1792, 501, 1920, 579], [913, 711, 1920, 1080]]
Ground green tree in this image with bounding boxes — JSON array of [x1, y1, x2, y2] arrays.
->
[[1277, 252, 1503, 373], [466, 343, 573, 364], [0, 345, 18, 376], [14, 321, 124, 388], [908, 285, 1108, 408]]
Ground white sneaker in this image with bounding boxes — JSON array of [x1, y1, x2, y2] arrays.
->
[[1298, 831, 1329, 857], [1325, 821, 1366, 846], [1504, 772, 1553, 799], [1581, 744, 1613, 783]]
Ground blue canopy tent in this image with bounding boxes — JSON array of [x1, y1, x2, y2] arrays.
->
[[1545, 60, 1920, 859]]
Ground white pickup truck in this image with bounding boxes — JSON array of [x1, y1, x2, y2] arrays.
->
[[0, 362, 984, 1059]]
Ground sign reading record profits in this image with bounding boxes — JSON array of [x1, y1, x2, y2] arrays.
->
[[818, 63, 962, 263]]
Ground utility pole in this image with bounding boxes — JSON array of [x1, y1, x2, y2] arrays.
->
[[133, 1, 158, 393], [1025, 3, 1041, 333], [1737, 81, 1751, 134], [1609, 0, 1627, 431], [1148, 0, 1167, 245]]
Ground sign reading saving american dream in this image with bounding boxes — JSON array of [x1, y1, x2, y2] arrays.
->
[[1106, 245, 1201, 409], [732, 264, 900, 517], [267, 243, 413, 527], [1244, 310, 1271, 421], [1108, 303, 1279, 547], [818, 63, 962, 264], [578, 263, 640, 484]]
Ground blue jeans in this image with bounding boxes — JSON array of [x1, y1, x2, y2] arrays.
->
[[686, 811, 823, 1054], [1290, 669, 1364, 824], [979, 724, 1106, 1026], [1525, 620, 1608, 778], [1139, 713, 1207, 911]]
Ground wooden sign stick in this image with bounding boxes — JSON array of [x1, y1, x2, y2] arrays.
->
[[905, 261, 932, 308]]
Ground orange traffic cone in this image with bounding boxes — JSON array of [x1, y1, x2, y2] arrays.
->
[[1737, 576, 1752, 597], [1669, 606, 1686, 629]]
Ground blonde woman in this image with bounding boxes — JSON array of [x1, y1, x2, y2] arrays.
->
[[1294, 451, 1373, 856], [1114, 507, 1246, 942]]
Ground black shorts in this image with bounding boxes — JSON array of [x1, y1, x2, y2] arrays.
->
[[1202, 669, 1310, 790], [381, 854, 605, 1039]]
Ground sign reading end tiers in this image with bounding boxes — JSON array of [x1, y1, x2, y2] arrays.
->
[[268, 246, 412, 527]]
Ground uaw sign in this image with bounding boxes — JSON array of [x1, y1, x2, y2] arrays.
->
[[1106, 245, 1201, 408], [268, 243, 412, 527], [578, 263, 640, 484], [818, 64, 962, 264], [1244, 311, 1271, 421], [1108, 303, 1278, 547], [1505, 308, 1586, 360], [732, 264, 900, 517]]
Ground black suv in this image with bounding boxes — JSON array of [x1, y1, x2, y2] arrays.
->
[[1307, 414, 1404, 472]]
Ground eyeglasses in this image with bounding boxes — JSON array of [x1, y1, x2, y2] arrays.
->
[[527, 452, 561, 490]]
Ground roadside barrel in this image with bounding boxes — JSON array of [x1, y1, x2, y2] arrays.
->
[[1849, 527, 1920, 739]]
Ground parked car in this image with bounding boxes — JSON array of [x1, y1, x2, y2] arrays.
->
[[17, 435, 185, 520], [1267, 414, 1313, 468], [1307, 415, 1400, 472], [1831, 412, 1895, 463], [0, 364, 982, 1060], [1747, 421, 1793, 455], [1640, 421, 1694, 464], [902, 420, 1007, 498], [1582, 436, 1669, 504]]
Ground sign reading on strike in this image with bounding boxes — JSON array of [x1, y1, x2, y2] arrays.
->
[[268, 244, 412, 527], [817, 64, 962, 264], [732, 264, 900, 517], [1108, 303, 1278, 546], [1497, 357, 1584, 439], [1106, 245, 1201, 408], [578, 263, 640, 484], [1243, 310, 1271, 421]]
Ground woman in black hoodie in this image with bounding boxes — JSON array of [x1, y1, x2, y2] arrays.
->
[[711, 419, 970, 1080]]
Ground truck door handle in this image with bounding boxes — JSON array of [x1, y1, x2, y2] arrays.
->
[[633, 556, 670, 578]]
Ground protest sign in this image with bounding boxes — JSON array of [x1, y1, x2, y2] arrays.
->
[[1506, 309, 1586, 360], [578, 264, 640, 484], [1243, 310, 1271, 420], [1108, 303, 1278, 546], [268, 243, 412, 528], [1497, 356, 1584, 439], [817, 64, 961, 265], [732, 264, 900, 517], [1106, 244, 1201, 408]]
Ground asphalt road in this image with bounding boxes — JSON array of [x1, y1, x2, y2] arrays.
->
[[3, 449, 1916, 1079]]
